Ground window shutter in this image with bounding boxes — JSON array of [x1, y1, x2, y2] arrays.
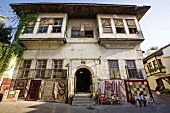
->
[[84, 24, 93, 31], [72, 24, 81, 30]]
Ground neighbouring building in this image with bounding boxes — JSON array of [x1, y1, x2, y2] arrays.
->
[[0, 3, 152, 103], [143, 44, 170, 90]]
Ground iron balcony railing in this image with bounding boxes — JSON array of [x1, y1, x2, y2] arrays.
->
[[17, 69, 67, 79], [127, 69, 144, 79]]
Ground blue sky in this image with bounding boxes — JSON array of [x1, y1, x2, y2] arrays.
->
[[0, 0, 170, 51]]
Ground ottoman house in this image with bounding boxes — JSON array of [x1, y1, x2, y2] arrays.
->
[[0, 3, 152, 104]]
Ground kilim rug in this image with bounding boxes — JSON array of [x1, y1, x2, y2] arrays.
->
[[54, 80, 68, 102], [25, 80, 41, 101], [2, 90, 20, 102], [14, 79, 27, 98], [42, 80, 55, 100], [124, 80, 153, 102]]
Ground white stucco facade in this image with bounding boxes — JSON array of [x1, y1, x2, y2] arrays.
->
[[1, 3, 151, 102]]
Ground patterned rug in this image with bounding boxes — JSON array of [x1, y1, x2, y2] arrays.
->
[[42, 80, 55, 100], [14, 79, 27, 98], [25, 80, 41, 101], [2, 90, 20, 102], [54, 80, 68, 102], [124, 80, 153, 102]]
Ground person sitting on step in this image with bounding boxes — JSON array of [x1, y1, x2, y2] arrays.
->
[[137, 92, 147, 107]]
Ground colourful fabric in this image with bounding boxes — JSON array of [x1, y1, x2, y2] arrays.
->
[[99, 80, 126, 100]]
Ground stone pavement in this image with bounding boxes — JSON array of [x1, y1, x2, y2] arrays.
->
[[0, 92, 170, 113]]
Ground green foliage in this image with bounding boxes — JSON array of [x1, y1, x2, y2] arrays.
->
[[159, 66, 166, 70], [0, 42, 23, 75], [149, 46, 158, 50], [0, 23, 12, 43], [0, 9, 38, 76], [148, 66, 166, 74], [164, 89, 170, 94], [14, 9, 39, 40]]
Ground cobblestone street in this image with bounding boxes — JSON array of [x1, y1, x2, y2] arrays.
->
[[0, 91, 170, 113]]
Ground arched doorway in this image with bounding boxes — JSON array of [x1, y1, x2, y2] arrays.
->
[[75, 68, 92, 92]]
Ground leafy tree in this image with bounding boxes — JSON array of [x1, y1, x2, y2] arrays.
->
[[0, 8, 23, 77], [0, 22, 12, 43]]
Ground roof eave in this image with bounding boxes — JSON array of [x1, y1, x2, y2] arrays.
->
[[10, 3, 150, 20]]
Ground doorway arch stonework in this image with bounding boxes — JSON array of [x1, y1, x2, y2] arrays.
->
[[71, 65, 96, 94]]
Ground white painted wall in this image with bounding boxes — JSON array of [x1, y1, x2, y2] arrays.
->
[[163, 46, 170, 74]]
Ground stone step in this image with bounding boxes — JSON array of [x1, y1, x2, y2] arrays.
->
[[75, 93, 91, 97], [72, 100, 95, 106], [74, 97, 92, 101], [72, 93, 95, 106]]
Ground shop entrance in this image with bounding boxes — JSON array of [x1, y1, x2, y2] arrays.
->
[[75, 68, 92, 92]]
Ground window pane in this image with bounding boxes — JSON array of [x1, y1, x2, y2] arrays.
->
[[108, 60, 120, 79], [114, 19, 124, 27], [53, 60, 63, 69], [85, 31, 93, 37], [40, 18, 53, 26], [38, 27, 48, 33], [109, 60, 118, 68], [126, 19, 137, 34], [24, 27, 34, 33], [18, 60, 31, 78], [101, 19, 111, 27], [126, 19, 136, 27], [126, 60, 136, 69], [52, 27, 61, 33], [71, 30, 80, 38], [54, 18, 63, 25], [129, 28, 137, 33], [157, 59, 163, 66], [126, 60, 139, 78], [116, 27, 125, 33]]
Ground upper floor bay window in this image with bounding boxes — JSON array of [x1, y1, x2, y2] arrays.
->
[[37, 18, 63, 33], [35, 60, 47, 78], [101, 18, 112, 33], [126, 19, 138, 34], [114, 19, 125, 33], [71, 24, 94, 38], [18, 60, 32, 78], [24, 22, 34, 33], [126, 60, 138, 78], [108, 60, 121, 79]]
